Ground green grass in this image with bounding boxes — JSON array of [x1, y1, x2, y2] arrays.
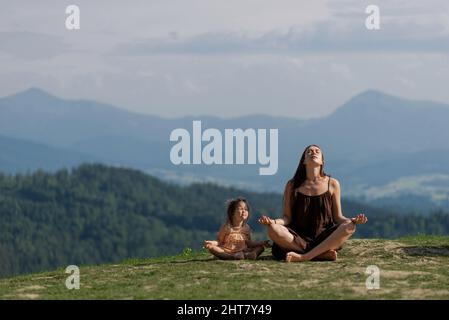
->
[[1, 236, 448, 299]]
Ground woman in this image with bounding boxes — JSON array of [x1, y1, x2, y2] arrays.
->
[[259, 144, 367, 262]]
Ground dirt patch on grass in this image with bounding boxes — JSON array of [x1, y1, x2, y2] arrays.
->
[[401, 246, 449, 257], [16, 285, 45, 292], [348, 240, 405, 258], [17, 293, 40, 299], [195, 270, 212, 274], [381, 270, 430, 279], [143, 284, 156, 291], [32, 276, 57, 280], [13, 285, 45, 300], [404, 288, 449, 299]]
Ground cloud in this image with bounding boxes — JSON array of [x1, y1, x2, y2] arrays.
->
[[1, 0, 449, 119], [112, 12, 449, 56], [0, 32, 69, 60]]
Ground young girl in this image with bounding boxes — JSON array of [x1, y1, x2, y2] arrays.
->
[[204, 197, 270, 260]]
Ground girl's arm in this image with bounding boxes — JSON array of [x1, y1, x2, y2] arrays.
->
[[204, 224, 229, 248], [216, 224, 228, 245]]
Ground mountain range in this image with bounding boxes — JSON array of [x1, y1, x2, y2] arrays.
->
[[1, 87, 449, 207]]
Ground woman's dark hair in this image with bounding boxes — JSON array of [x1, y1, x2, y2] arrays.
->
[[226, 197, 250, 226]]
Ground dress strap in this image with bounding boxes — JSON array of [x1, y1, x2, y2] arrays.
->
[[327, 175, 331, 191]]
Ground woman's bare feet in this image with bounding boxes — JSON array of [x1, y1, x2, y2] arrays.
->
[[285, 252, 307, 262], [286, 250, 337, 262], [314, 250, 338, 261]]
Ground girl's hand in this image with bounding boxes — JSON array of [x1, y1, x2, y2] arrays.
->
[[258, 215, 274, 225], [351, 213, 368, 225], [204, 240, 218, 249]]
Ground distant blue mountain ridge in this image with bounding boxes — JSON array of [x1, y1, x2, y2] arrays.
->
[[1, 87, 449, 209]]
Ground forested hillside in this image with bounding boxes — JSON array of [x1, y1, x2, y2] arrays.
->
[[1, 164, 448, 278]]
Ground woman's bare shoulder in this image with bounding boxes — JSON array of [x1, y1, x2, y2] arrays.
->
[[329, 177, 341, 195], [285, 180, 294, 190], [329, 176, 340, 187]]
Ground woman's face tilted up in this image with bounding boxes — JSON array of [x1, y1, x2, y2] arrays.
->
[[303, 145, 324, 167]]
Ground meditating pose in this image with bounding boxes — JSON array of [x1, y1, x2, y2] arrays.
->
[[204, 197, 271, 260], [259, 145, 368, 262]]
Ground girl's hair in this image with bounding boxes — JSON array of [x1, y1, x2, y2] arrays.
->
[[225, 197, 251, 226]]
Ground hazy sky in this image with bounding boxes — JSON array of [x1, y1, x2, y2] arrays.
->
[[1, 0, 449, 118]]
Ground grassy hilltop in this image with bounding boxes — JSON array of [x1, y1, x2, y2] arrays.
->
[[0, 236, 448, 300]]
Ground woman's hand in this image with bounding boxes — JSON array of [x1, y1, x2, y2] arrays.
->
[[351, 213, 368, 225], [258, 215, 274, 225]]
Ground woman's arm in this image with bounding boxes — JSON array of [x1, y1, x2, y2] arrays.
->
[[331, 178, 368, 225], [280, 181, 293, 225], [330, 178, 352, 225]]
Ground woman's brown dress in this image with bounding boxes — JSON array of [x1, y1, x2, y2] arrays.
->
[[272, 175, 340, 260]]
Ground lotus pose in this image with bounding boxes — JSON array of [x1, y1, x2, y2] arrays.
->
[[204, 197, 271, 260], [259, 145, 368, 262]]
